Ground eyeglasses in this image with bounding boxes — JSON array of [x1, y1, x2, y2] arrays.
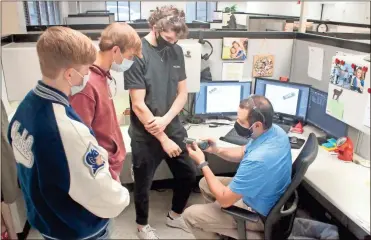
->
[[248, 95, 266, 124], [108, 76, 117, 99]]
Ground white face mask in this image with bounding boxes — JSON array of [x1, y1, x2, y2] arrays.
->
[[111, 52, 134, 72], [69, 69, 89, 96]]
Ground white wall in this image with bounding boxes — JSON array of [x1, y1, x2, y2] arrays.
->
[[217, 2, 247, 12], [79, 1, 106, 13], [59, 1, 70, 24], [245, 1, 322, 20], [140, 2, 186, 20], [322, 2, 370, 24], [1, 1, 27, 36], [68, 1, 78, 14]]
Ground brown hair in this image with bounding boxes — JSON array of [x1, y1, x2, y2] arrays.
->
[[148, 5, 188, 39], [36, 26, 96, 79], [99, 22, 142, 57]]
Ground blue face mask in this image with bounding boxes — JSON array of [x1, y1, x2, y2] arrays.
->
[[111, 52, 134, 72]]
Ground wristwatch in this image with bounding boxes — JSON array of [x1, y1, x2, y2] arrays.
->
[[197, 161, 209, 170]]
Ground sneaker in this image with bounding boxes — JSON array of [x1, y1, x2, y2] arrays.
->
[[166, 213, 191, 233], [137, 225, 159, 239]]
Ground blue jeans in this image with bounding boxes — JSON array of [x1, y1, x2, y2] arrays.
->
[[43, 221, 112, 240]]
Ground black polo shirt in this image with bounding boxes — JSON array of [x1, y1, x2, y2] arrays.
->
[[124, 38, 187, 142]]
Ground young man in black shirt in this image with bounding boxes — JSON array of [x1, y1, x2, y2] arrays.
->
[[124, 6, 196, 239]]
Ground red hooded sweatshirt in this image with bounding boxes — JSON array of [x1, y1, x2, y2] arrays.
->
[[70, 64, 125, 182]]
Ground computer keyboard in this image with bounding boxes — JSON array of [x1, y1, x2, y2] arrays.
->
[[219, 123, 292, 146]]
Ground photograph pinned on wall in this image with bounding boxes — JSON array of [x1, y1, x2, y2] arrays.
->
[[330, 58, 369, 94], [252, 54, 275, 77], [222, 38, 248, 60]]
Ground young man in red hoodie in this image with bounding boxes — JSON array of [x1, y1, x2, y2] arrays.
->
[[70, 23, 142, 182]]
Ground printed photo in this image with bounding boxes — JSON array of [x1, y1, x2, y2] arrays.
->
[[252, 54, 275, 77], [222, 38, 248, 60], [330, 58, 368, 94]]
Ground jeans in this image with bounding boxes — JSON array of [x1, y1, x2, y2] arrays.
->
[[131, 138, 197, 225], [43, 221, 112, 240]]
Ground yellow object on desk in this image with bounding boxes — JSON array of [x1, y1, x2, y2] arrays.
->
[[321, 146, 336, 152]]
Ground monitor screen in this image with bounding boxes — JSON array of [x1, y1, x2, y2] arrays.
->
[[194, 81, 251, 115], [254, 78, 310, 119], [307, 87, 348, 139]]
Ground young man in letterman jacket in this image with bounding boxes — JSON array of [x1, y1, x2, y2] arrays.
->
[[70, 23, 142, 182], [7, 27, 130, 240]]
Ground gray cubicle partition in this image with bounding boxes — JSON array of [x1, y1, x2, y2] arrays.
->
[[290, 36, 370, 160], [201, 38, 293, 83], [2, 31, 370, 181]]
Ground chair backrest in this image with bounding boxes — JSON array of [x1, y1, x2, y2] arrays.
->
[[264, 133, 318, 240]]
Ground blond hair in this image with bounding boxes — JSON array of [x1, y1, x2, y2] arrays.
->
[[148, 5, 188, 39], [36, 26, 96, 79], [99, 23, 142, 58]]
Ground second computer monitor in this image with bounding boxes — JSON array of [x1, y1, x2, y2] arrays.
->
[[307, 87, 348, 139], [254, 78, 310, 120], [194, 81, 252, 115]]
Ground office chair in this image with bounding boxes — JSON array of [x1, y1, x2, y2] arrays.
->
[[221, 133, 318, 240]]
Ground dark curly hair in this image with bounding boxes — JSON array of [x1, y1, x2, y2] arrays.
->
[[148, 5, 188, 39]]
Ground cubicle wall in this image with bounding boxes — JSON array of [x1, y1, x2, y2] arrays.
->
[[201, 38, 293, 83], [290, 38, 370, 160], [2, 31, 370, 183]]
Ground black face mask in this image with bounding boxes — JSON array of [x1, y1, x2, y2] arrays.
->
[[156, 33, 176, 50], [234, 122, 254, 138]]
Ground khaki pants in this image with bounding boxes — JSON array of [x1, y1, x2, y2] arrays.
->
[[183, 177, 264, 239]]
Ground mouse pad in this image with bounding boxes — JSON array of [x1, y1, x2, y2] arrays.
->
[[290, 138, 305, 149]]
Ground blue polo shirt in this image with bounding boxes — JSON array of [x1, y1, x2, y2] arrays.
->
[[229, 124, 292, 216]]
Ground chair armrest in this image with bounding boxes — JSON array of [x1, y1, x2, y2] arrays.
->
[[221, 206, 260, 223]]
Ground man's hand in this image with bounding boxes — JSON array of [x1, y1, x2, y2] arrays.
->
[[186, 142, 206, 165], [145, 116, 170, 135], [161, 138, 182, 158], [202, 138, 219, 154]]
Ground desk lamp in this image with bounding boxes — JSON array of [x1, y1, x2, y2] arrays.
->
[[335, 137, 354, 162]]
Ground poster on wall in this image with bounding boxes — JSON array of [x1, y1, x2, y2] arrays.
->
[[326, 55, 370, 135], [222, 62, 244, 81], [307, 46, 324, 81], [329, 58, 369, 94], [326, 86, 345, 120], [222, 38, 248, 60], [252, 54, 275, 77]]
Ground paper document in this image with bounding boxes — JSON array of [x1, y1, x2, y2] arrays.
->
[[206, 85, 241, 113], [308, 46, 324, 81], [222, 62, 244, 81], [363, 94, 370, 128]]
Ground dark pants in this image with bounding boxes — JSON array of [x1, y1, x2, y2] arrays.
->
[[131, 137, 197, 226]]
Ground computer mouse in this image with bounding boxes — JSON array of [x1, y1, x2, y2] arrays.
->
[[290, 136, 298, 144]]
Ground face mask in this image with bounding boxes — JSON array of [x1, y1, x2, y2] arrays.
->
[[156, 33, 176, 50], [69, 70, 89, 96], [111, 52, 134, 72], [234, 121, 254, 138]]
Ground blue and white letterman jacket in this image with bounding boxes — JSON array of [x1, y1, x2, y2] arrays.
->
[[7, 81, 130, 239]]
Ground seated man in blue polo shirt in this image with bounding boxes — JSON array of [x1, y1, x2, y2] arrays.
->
[[183, 95, 292, 239]]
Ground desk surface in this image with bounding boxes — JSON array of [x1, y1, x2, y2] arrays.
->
[[120, 122, 370, 236]]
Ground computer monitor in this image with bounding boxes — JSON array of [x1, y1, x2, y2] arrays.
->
[[254, 78, 310, 120], [307, 87, 348, 139], [194, 81, 252, 116]]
